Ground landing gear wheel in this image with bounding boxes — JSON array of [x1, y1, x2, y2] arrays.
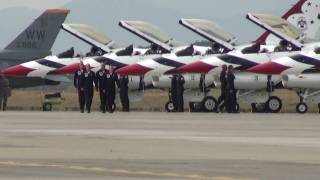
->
[[165, 101, 175, 112], [251, 103, 266, 113], [296, 103, 308, 114], [201, 96, 217, 112], [43, 103, 52, 111], [266, 96, 282, 113]]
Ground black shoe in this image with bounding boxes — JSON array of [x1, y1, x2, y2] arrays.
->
[[102, 110, 106, 113], [81, 109, 84, 113], [87, 110, 91, 113]]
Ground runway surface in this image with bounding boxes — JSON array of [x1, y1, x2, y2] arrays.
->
[[0, 112, 319, 180]]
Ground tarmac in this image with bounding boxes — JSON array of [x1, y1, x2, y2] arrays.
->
[[0, 112, 319, 180]]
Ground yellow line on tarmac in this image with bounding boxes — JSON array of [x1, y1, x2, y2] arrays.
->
[[0, 161, 254, 180]]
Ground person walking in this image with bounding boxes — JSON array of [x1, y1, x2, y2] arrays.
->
[[96, 63, 108, 113], [106, 65, 119, 113], [119, 75, 130, 112], [217, 65, 227, 112], [176, 74, 185, 112], [226, 65, 237, 113], [83, 64, 97, 113], [74, 61, 85, 113]]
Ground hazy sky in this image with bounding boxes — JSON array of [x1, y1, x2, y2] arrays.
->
[[0, 0, 299, 54], [0, 0, 72, 10]]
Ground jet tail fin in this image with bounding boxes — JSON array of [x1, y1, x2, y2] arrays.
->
[[256, 0, 312, 44], [247, 13, 304, 50], [4, 9, 69, 54]]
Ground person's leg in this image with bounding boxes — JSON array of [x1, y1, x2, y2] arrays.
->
[[84, 91, 90, 113], [120, 90, 125, 111], [87, 92, 93, 113], [107, 93, 112, 113], [124, 92, 130, 112], [101, 91, 106, 113], [0, 96, 3, 111], [110, 91, 116, 113], [225, 91, 231, 113], [177, 92, 183, 112], [99, 91, 104, 112], [78, 90, 84, 113], [3, 96, 7, 111]]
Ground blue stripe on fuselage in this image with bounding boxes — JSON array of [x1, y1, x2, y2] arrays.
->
[[36, 59, 65, 68], [218, 54, 258, 70], [290, 54, 320, 67]]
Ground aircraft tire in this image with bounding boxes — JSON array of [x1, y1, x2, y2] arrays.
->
[[165, 101, 175, 112], [43, 103, 52, 111], [296, 103, 308, 114], [266, 96, 282, 113], [201, 96, 217, 112], [251, 103, 266, 113]]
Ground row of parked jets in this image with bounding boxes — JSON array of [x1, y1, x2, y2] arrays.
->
[[1, 0, 320, 113]]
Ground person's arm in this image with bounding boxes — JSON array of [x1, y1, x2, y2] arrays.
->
[[73, 72, 78, 88]]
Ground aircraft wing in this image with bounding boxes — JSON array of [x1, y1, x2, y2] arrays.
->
[[61, 24, 113, 53], [119, 20, 183, 52], [179, 18, 236, 51], [247, 13, 304, 49]]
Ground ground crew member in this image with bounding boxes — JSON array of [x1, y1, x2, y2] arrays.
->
[[83, 64, 97, 113], [0, 77, 11, 111], [119, 75, 130, 112], [171, 75, 178, 111], [74, 61, 85, 113], [106, 65, 120, 113], [226, 65, 237, 113], [217, 65, 227, 112], [176, 74, 185, 112], [96, 63, 108, 113]]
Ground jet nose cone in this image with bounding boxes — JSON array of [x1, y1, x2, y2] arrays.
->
[[1, 65, 34, 76], [248, 61, 290, 74], [116, 64, 152, 75], [55, 63, 80, 74], [176, 61, 215, 73]]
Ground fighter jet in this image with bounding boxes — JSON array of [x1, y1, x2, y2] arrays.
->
[[116, 0, 320, 112], [0, 9, 69, 88]]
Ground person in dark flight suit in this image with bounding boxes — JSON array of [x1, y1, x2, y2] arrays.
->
[[74, 61, 85, 113], [0, 77, 11, 111], [176, 74, 185, 112], [83, 64, 97, 113], [226, 65, 237, 113], [217, 65, 227, 112], [170, 75, 178, 111], [106, 65, 120, 113], [119, 75, 130, 112], [96, 63, 108, 113]]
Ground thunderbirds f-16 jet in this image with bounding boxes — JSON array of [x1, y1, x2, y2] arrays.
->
[[247, 12, 320, 113], [115, 0, 319, 112]]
